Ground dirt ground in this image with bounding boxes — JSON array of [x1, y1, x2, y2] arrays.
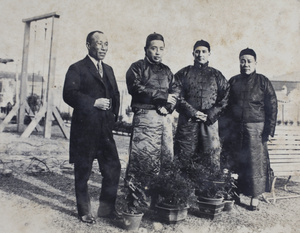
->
[[0, 126, 300, 233]]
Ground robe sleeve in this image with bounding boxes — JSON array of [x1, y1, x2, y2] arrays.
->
[[204, 71, 230, 125], [263, 78, 278, 137]]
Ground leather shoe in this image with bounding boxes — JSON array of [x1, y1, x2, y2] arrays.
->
[[79, 214, 96, 224], [234, 196, 241, 205], [98, 210, 122, 220], [248, 204, 260, 211]]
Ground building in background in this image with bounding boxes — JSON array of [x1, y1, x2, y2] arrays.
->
[[271, 72, 300, 125], [0, 72, 15, 109], [0, 71, 43, 116]]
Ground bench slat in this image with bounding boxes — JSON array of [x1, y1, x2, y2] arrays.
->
[[271, 171, 300, 177], [271, 163, 300, 171], [269, 142, 300, 146], [269, 148, 300, 151], [269, 151, 300, 155], [269, 154, 300, 159], [270, 160, 300, 164]]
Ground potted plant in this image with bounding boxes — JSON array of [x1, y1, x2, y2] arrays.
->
[[222, 169, 239, 212], [179, 152, 233, 219], [150, 160, 194, 223], [122, 172, 150, 231], [192, 163, 226, 218]]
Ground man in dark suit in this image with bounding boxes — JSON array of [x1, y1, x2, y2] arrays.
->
[[63, 31, 121, 224]]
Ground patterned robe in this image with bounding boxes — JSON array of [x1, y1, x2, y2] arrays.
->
[[174, 62, 229, 168], [125, 58, 180, 184]]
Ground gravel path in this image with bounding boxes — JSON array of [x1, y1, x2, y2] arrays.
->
[[0, 131, 300, 233]]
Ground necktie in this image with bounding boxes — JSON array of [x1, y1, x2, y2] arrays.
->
[[97, 61, 103, 78]]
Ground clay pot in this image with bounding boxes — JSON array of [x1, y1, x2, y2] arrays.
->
[[197, 196, 224, 219], [155, 203, 189, 223], [223, 200, 235, 211], [122, 211, 144, 231]]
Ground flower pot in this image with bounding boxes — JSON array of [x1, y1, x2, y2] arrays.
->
[[122, 211, 144, 231], [197, 200, 224, 219], [197, 196, 224, 205], [155, 203, 189, 223], [223, 200, 235, 211]]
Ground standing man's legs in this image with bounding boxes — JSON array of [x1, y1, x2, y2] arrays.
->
[[74, 157, 94, 217], [97, 137, 121, 216]]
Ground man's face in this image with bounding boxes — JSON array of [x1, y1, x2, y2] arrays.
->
[[87, 32, 108, 61], [239, 55, 256, 75], [193, 46, 210, 65], [146, 40, 165, 63]]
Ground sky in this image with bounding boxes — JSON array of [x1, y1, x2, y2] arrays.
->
[[0, 0, 299, 92]]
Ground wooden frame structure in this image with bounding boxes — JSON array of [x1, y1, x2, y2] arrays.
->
[[0, 12, 69, 139]]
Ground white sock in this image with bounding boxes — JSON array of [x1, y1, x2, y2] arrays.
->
[[251, 197, 259, 206]]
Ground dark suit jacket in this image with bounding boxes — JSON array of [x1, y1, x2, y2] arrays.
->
[[63, 56, 120, 163]]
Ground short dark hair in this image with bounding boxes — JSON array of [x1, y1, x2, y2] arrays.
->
[[86, 31, 104, 44]]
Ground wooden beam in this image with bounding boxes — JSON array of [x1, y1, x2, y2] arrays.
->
[[44, 16, 59, 138], [18, 22, 30, 132], [25, 102, 42, 132], [0, 105, 19, 132], [52, 106, 70, 139], [21, 105, 47, 138], [22, 12, 60, 23]]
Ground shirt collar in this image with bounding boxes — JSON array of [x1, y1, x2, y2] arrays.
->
[[88, 54, 101, 68]]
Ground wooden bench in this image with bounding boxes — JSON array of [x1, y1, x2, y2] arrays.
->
[[263, 126, 300, 203]]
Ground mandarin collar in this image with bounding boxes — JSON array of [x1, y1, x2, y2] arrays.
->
[[144, 57, 162, 66], [241, 70, 256, 79], [193, 61, 209, 69]]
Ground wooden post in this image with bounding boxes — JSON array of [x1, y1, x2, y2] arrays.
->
[[15, 62, 19, 105], [44, 16, 58, 139], [15, 62, 19, 124], [282, 104, 284, 123], [17, 22, 30, 132]]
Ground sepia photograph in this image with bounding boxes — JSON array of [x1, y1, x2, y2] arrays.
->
[[0, 0, 300, 232]]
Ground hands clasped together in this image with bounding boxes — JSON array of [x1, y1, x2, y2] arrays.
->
[[157, 94, 177, 116], [194, 111, 207, 122]]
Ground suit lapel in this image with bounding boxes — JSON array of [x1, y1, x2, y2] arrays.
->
[[102, 63, 115, 90], [85, 56, 105, 84]]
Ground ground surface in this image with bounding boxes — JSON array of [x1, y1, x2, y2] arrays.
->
[[0, 125, 300, 233]]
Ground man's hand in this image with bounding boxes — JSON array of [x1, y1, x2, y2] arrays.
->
[[268, 138, 273, 143], [195, 111, 207, 122], [262, 134, 273, 143], [94, 98, 111, 110], [167, 94, 177, 106], [157, 106, 168, 116]]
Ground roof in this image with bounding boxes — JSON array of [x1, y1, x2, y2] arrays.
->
[[0, 71, 43, 82], [271, 71, 300, 82]]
